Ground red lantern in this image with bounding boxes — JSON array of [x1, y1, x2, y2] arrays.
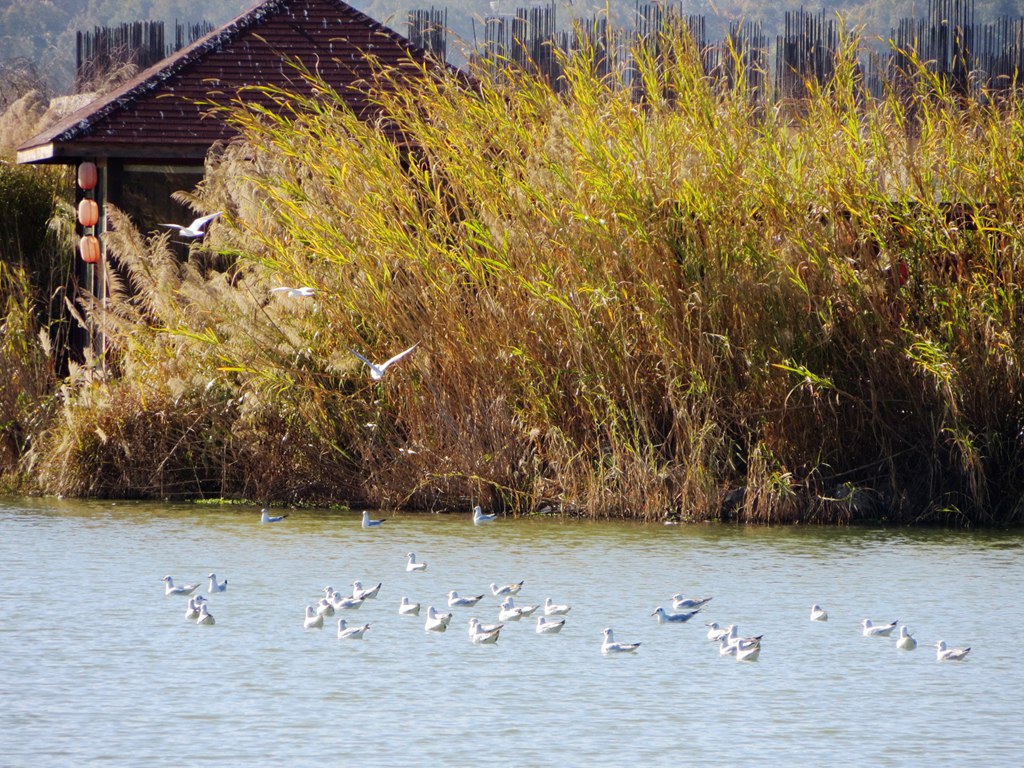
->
[[77, 198, 99, 227], [79, 235, 101, 264], [77, 162, 98, 191]]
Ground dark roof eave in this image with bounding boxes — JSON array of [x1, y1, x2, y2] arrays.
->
[[16, 139, 216, 165]]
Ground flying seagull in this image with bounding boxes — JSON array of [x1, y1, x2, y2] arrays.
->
[[160, 211, 223, 238], [346, 344, 418, 380], [269, 286, 315, 298]]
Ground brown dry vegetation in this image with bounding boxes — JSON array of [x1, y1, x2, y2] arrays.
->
[[10, 34, 1024, 525]]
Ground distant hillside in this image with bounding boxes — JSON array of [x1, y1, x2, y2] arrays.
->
[[3, 0, 1024, 94]]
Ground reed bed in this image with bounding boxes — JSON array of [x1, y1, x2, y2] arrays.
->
[[29, 31, 1024, 524]]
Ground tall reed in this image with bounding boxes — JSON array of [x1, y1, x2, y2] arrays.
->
[[33, 28, 1024, 523]]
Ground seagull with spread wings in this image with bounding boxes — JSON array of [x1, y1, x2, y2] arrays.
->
[[347, 344, 418, 380], [160, 212, 223, 238]]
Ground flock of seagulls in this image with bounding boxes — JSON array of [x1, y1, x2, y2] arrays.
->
[[166, 572, 227, 625], [162, 506, 974, 662]]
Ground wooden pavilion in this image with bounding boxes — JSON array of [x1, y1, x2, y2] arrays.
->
[[15, 0, 450, 356]]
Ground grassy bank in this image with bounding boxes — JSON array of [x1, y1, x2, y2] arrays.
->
[[18, 34, 1024, 524]]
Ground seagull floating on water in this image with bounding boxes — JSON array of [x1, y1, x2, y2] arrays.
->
[[652, 606, 702, 624], [491, 580, 524, 597], [185, 595, 205, 620], [706, 622, 731, 641], [260, 509, 288, 524], [810, 604, 828, 621], [719, 635, 738, 656], [447, 590, 484, 608], [670, 595, 713, 611], [424, 606, 453, 632], [269, 286, 315, 298], [162, 575, 199, 596], [544, 597, 571, 616], [160, 211, 222, 238], [472, 506, 496, 525], [503, 596, 538, 617], [935, 640, 971, 661], [337, 618, 370, 640], [196, 604, 215, 625], [498, 602, 525, 622], [735, 638, 761, 662], [468, 617, 503, 634], [347, 344, 418, 381], [304, 605, 324, 629], [405, 552, 427, 572], [361, 511, 385, 528], [896, 625, 917, 650], [207, 573, 227, 593], [316, 598, 336, 618], [536, 616, 566, 634], [332, 594, 364, 610], [352, 580, 381, 600], [399, 597, 421, 616], [468, 618, 503, 644], [601, 628, 641, 654], [862, 619, 898, 637]]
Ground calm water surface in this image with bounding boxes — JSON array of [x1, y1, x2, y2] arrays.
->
[[1, 497, 1022, 766]]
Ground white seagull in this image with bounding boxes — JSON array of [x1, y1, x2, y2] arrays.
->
[[304, 605, 324, 629], [207, 573, 227, 593], [935, 640, 971, 661], [652, 606, 702, 624], [472, 506, 496, 525], [724, 625, 763, 647], [185, 595, 205, 620], [162, 575, 199, 596], [536, 616, 566, 634], [862, 619, 898, 637], [706, 622, 731, 641], [316, 598, 336, 618], [498, 602, 524, 622], [601, 627, 640, 654], [160, 211, 222, 238], [468, 618, 503, 644], [544, 597, 572, 616], [347, 344, 418, 381], [405, 552, 427, 572], [735, 638, 761, 662], [503, 596, 538, 617], [810, 604, 829, 621], [424, 606, 453, 632], [361, 511, 385, 528], [352, 580, 382, 600], [719, 635, 738, 656], [270, 286, 315, 298], [468, 617, 503, 634], [491, 580, 524, 597], [196, 604, 215, 625], [260, 509, 288, 523], [447, 590, 484, 608], [332, 594, 364, 610], [398, 597, 421, 616], [337, 618, 370, 640], [896, 625, 917, 650], [670, 594, 713, 611]]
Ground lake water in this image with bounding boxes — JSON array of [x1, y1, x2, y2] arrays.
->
[[1, 497, 1022, 766]]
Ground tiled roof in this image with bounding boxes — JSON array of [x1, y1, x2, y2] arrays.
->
[[17, 0, 448, 163]]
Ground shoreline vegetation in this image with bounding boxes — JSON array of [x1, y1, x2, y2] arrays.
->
[[2, 30, 1024, 526]]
